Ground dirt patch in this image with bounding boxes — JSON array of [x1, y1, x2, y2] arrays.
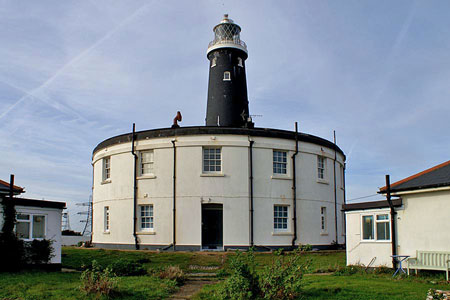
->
[[169, 279, 217, 300]]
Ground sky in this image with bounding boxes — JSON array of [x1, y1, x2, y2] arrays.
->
[[1, 1, 449, 232]]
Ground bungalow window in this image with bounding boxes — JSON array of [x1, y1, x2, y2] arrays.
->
[[362, 213, 390, 241], [15, 214, 46, 240]]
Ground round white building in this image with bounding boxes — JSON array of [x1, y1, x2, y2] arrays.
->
[[91, 15, 346, 251]]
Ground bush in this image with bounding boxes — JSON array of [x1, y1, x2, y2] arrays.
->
[[259, 250, 307, 300], [158, 265, 185, 285], [108, 259, 146, 276], [299, 244, 312, 252], [0, 232, 25, 272], [80, 260, 117, 297], [217, 250, 259, 300], [26, 239, 54, 264]]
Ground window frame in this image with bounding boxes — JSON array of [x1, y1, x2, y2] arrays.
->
[[102, 157, 111, 182], [273, 205, 289, 232], [15, 213, 47, 241], [320, 206, 327, 234], [202, 147, 222, 174], [139, 150, 154, 177], [223, 71, 231, 81], [361, 213, 391, 242], [317, 156, 327, 182], [104, 206, 110, 233], [139, 204, 154, 232], [273, 150, 288, 175], [237, 57, 243, 67], [211, 57, 217, 68]]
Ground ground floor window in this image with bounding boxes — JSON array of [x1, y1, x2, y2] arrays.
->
[[274, 205, 288, 231], [140, 205, 154, 230], [362, 213, 390, 241], [104, 206, 110, 232], [15, 214, 46, 240]]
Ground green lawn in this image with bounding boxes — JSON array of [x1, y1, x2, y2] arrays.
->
[[0, 248, 448, 300], [0, 271, 176, 300]]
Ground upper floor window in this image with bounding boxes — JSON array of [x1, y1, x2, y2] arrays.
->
[[362, 213, 390, 241], [102, 157, 111, 181], [274, 205, 288, 231], [317, 156, 326, 180], [211, 57, 217, 68], [203, 147, 222, 173], [140, 205, 154, 231], [321, 207, 327, 233], [273, 150, 287, 175], [140, 150, 154, 176], [237, 57, 243, 67], [104, 206, 110, 232], [15, 214, 46, 240], [223, 71, 231, 81]]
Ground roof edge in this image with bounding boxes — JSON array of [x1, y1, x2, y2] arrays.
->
[[379, 160, 450, 192], [343, 199, 402, 212]]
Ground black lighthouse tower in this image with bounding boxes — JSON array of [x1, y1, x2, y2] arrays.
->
[[206, 15, 253, 128]]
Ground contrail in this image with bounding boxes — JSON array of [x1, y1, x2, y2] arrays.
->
[[0, 2, 151, 121]]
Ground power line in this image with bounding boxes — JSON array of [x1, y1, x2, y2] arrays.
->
[[346, 194, 379, 202]]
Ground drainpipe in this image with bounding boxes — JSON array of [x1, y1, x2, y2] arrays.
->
[[131, 123, 139, 250], [291, 122, 299, 248], [249, 139, 254, 247], [385, 175, 397, 269], [172, 140, 177, 251], [333, 131, 338, 246]]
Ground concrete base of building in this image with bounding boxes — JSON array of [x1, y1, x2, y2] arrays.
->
[[93, 243, 344, 252]]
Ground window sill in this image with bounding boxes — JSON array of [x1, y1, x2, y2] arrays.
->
[[137, 175, 156, 180], [101, 180, 112, 185], [272, 231, 293, 236], [103, 231, 110, 235], [200, 173, 225, 177], [317, 179, 329, 185], [320, 232, 328, 236], [271, 175, 291, 180], [137, 231, 156, 235], [360, 240, 391, 243]]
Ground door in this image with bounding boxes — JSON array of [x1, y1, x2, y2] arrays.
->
[[201, 204, 223, 249]]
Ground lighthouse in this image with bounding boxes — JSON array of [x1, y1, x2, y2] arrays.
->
[[205, 14, 253, 128]]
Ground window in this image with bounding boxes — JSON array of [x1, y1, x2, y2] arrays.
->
[[140, 150, 154, 176], [274, 205, 288, 231], [361, 213, 390, 241], [203, 147, 221, 173], [104, 206, 110, 232], [223, 71, 231, 81], [321, 207, 327, 233], [317, 156, 326, 180], [15, 214, 46, 240], [376, 214, 390, 240], [211, 57, 217, 67], [140, 205, 154, 231], [237, 57, 243, 67], [102, 157, 111, 181], [273, 150, 287, 175]]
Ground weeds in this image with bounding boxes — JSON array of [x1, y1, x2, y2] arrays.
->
[[80, 260, 117, 297], [158, 265, 185, 285]]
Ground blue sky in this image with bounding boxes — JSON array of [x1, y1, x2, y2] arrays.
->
[[1, 1, 449, 232]]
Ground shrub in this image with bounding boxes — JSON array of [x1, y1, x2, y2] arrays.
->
[[26, 239, 54, 264], [334, 265, 363, 276], [0, 232, 25, 272], [259, 250, 307, 300], [108, 259, 146, 276], [80, 260, 117, 297], [158, 265, 185, 285], [217, 250, 259, 300], [300, 244, 312, 252]]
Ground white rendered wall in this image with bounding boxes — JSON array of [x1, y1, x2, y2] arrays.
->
[[346, 188, 450, 267], [92, 134, 345, 248], [0, 206, 63, 264], [345, 208, 393, 267]]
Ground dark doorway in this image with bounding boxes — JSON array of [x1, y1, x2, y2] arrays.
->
[[202, 204, 223, 249]]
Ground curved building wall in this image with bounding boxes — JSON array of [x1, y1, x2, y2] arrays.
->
[[92, 132, 345, 250]]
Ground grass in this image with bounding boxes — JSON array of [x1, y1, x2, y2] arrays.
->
[[0, 271, 177, 300], [62, 246, 225, 273], [2, 247, 449, 299]]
